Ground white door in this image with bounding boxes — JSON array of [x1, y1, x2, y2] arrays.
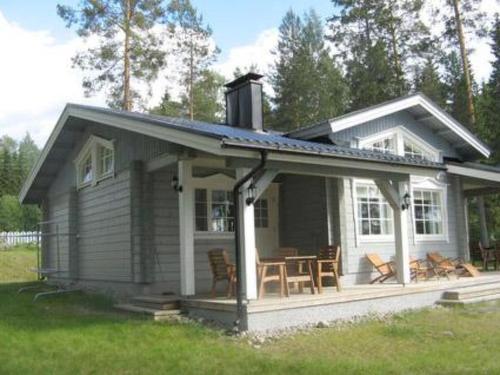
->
[[254, 183, 279, 257]]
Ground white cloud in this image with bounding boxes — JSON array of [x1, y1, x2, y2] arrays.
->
[[0, 10, 106, 146]]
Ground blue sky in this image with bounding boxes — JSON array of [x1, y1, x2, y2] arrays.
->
[[0, 0, 334, 60]]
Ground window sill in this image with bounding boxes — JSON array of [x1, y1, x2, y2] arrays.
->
[[414, 235, 448, 243], [194, 232, 235, 240], [357, 235, 395, 243]]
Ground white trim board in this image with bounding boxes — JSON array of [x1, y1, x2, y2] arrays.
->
[[289, 93, 490, 158]]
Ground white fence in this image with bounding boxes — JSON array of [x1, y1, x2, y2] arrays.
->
[[0, 231, 40, 247]]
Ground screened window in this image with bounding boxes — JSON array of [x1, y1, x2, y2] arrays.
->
[[413, 190, 443, 235], [254, 198, 269, 228], [195, 189, 234, 232], [356, 184, 393, 236]]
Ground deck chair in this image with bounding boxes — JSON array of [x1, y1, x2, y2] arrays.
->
[[207, 249, 236, 298], [478, 242, 499, 271], [316, 245, 341, 292], [409, 256, 433, 282], [426, 252, 463, 279], [256, 249, 289, 298], [366, 253, 396, 284]]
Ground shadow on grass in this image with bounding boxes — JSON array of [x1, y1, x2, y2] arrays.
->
[[0, 281, 157, 332]]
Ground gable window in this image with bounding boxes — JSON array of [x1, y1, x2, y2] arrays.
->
[[365, 137, 396, 154], [359, 127, 439, 162], [75, 135, 115, 189], [254, 198, 269, 228], [195, 188, 234, 233], [355, 182, 393, 239]]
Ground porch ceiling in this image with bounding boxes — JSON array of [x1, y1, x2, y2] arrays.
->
[[446, 162, 500, 197]]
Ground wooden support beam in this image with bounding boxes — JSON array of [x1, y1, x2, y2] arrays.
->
[[375, 179, 411, 285], [254, 169, 279, 200], [236, 168, 258, 300], [146, 154, 178, 172], [415, 113, 434, 122], [464, 187, 500, 198], [178, 160, 195, 296]]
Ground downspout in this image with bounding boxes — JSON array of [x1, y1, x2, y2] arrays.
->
[[233, 150, 267, 331]]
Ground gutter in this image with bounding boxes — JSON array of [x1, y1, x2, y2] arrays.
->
[[232, 150, 267, 332]]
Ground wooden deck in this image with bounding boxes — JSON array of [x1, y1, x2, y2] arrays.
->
[[182, 273, 500, 331]]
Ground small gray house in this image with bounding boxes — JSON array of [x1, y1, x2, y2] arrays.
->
[[20, 73, 500, 330]]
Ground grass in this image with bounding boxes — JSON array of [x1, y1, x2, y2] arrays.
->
[[0, 244, 38, 282], [1, 248, 500, 374]]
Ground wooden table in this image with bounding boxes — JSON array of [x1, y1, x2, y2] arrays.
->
[[284, 255, 317, 295]]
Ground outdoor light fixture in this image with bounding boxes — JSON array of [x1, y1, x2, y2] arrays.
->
[[245, 182, 257, 205], [171, 175, 183, 193], [401, 193, 411, 211]]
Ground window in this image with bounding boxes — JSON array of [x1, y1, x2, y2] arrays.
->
[[356, 183, 393, 237], [254, 198, 269, 228], [75, 135, 115, 188], [403, 139, 433, 161], [79, 153, 93, 186], [413, 189, 443, 236], [365, 137, 395, 154], [359, 127, 439, 162], [99, 145, 114, 176], [195, 188, 234, 233]]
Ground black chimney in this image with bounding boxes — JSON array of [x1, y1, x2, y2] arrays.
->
[[224, 72, 263, 131]]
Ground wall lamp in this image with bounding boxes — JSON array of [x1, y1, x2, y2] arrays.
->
[[171, 175, 183, 193], [401, 193, 411, 211], [245, 182, 257, 206]]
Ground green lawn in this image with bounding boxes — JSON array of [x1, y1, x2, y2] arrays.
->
[[0, 245, 38, 283], [1, 248, 500, 374]]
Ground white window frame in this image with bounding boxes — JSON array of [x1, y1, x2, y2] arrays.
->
[[410, 177, 449, 243], [358, 126, 440, 162], [74, 135, 115, 189], [353, 179, 394, 243], [193, 173, 236, 240]]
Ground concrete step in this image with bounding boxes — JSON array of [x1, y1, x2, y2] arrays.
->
[[114, 304, 182, 321], [442, 283, 500, 301], [437, 293, 500, 306], [130, 295, 180, 310]]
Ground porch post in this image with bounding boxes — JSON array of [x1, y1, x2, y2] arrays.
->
[[376, 179, 411, 285], [477, 196, 490, 248], [236, 168, 258, 300], [178, 160, 195, 296], [393, 181, 411, 285]]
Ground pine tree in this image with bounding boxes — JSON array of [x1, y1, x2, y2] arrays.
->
[[442, 50, 470, 125], [272, 9, 348, 131], [168, 0, 220, 120], [414, 57, 447, 107], [57, 0, 169, 110]]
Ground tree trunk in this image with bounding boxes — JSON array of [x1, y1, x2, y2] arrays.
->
[[452, 0, 476, 128], [123, 0, 132, 111], [189, 34, 194, 121]]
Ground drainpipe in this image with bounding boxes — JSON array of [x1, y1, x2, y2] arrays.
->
[[233, 150, 267, 331]]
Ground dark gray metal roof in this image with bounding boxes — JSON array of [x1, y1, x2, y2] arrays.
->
[[69, 104, 443, 169]]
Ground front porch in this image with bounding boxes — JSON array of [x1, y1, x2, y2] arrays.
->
[[183, 273, 500, 332]]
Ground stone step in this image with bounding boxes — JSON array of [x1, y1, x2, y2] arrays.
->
[[114, 304, 182, 321], [437, 293, 500, 306], [442, 284, 500, 301], [130, 295, 180, 310]]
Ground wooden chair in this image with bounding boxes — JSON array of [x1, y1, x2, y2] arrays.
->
[[207, 249, 236, 298], [365, 253, 396, 284], [478, 242, 499, 271], [409, 256, 434, 282], [426, 251, 463, 279], [256, 250, 289, 298], [316, 245, 341, 293]]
